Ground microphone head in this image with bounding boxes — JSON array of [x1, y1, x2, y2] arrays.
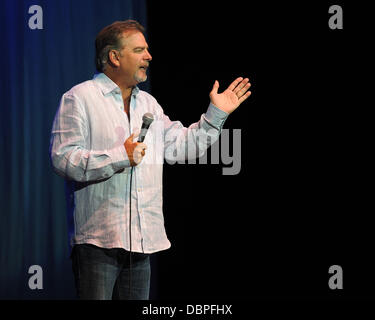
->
[[142, 113, 154, 126]]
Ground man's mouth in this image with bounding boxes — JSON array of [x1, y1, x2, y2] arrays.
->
[[139, 65, 148, 70]]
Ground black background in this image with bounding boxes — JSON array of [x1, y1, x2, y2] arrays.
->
[[145, 1, 373, 299]]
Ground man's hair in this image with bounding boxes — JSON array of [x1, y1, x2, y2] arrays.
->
[[95, 20, 145, 72]]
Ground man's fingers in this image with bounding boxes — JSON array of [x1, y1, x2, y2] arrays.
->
[[131, 130, 141, 141], [134, 143, 147, 156], [126, 132, 136, 143], [227, 77, 243, 92], [236, 82, 251, 98], [125, 138, 147, 166], [238, 90, 252, 105], [136, 143, 147, 150], [233, 78, 250, 94], [132, 143, 147, 165]]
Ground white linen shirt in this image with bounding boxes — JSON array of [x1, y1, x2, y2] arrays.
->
[[50, 72, 228, 254]]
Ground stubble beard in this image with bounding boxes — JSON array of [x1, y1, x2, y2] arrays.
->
[[134, 72, 147, 84]]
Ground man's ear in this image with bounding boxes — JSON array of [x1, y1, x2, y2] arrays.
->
[[108, 50, 120, 68]]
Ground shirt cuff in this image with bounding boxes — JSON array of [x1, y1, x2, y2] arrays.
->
[[203, 103, 229, 130]]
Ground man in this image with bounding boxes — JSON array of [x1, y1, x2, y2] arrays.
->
[[49, 20, 251, 300]]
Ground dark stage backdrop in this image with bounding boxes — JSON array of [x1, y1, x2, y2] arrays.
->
[[0, 0, 149, 299], [146, 1, 373, 300], [0, 0, 373, 301]]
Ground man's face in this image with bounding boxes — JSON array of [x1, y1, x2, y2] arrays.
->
[[117, 31, 152, 86]]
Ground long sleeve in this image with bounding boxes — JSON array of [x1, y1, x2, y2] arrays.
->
[[49, 93, 130, 182], [163, 103, 229, 162]]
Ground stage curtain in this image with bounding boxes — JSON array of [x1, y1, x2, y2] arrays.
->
[[0, 0, 149, 299]]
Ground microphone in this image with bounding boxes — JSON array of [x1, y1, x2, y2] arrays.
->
[[138, 113, 154, 142]]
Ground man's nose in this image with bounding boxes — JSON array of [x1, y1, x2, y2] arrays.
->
[[145, 49, 152, 61]]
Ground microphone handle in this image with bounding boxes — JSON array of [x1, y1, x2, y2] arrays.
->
[[138, 123, 149, 142]]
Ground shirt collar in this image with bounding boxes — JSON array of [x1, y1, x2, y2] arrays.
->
[[93, 72, 140, 97]]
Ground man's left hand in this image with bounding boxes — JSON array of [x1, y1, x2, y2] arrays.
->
[[209, 77, 251, 114]]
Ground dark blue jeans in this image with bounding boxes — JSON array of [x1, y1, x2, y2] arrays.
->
[[71, 244, 151, 300]]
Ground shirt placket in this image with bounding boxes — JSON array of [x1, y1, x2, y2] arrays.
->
[[130, 92, 146, 253]]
